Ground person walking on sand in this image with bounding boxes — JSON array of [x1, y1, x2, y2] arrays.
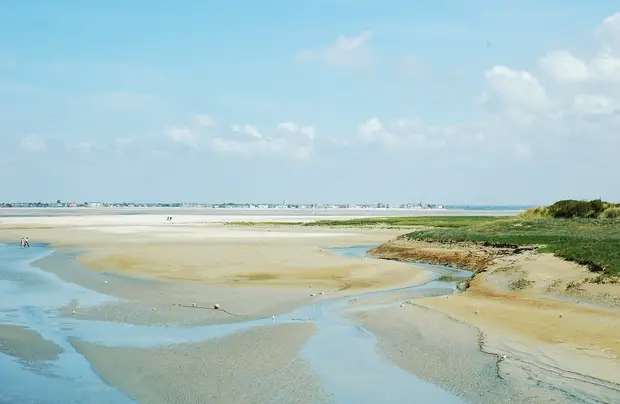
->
[[20, 238, 25, 248], [24, 237, 30, 248]]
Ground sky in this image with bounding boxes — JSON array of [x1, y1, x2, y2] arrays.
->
[[1, 1, 619, 205]]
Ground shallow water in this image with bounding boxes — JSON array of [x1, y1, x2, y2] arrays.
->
[[0, 242, 470, 403]]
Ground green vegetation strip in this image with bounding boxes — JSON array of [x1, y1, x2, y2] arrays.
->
[[225, 216, 504, 228], [402, 218, 620, 275], [225, 221, 304, 226], [303, 216, 503, 228], [224, 201, 620, 276]]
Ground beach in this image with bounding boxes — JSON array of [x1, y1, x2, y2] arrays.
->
[[1, 209, 618, 403]]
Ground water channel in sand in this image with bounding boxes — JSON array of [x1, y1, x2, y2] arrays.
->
[[0, 243, 471, 403]]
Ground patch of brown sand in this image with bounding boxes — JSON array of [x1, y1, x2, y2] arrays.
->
[[70, 323, 329, 404], [420, 253, 620, 386], [368, 239, 516, 271], [0, 220, 424, 292], [77, 240, 425, 292]]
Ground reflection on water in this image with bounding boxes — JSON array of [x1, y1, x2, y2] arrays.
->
[[0, 243, 470, 403]]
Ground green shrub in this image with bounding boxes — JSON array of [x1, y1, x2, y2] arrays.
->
[[547, 199, 606, 219], [600, 207, 620, 219], [520, 206, 550, 219], [589, 198, 605, 214]]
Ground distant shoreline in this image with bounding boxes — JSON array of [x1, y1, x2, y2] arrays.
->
[[0, 207, 524, 218]]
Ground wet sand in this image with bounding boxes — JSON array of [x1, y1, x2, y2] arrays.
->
[[0, 325, 63, 361], [0, 239, 466, 404], [352, 305, 576, 403], [0, 216, 430, 327], [71, 323, 328, 404]]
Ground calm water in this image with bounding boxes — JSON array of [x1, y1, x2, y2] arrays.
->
[[0, 243, 469, 403]]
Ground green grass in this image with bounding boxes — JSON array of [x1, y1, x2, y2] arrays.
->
[[225, 221, 304, 226], [402, 218, 620, 275], [303, 216, 504, 228]]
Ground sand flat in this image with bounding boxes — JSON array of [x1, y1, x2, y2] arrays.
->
[[0, 216, 424, 293], [70, 323, 329, 404], [0, 325, 63, 361]]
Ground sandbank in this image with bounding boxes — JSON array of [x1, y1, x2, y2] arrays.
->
[[0, 215, 425, 295], [0, 325, 64, 362]]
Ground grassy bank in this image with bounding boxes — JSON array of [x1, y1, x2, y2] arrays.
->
[[223, 206, 619, 276], [402, 218, 620, 275], [225, 221, 303, 226], [304, 216, 503, 228], [225, 216, 504, 228]]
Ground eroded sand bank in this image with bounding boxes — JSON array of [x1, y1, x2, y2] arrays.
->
[[369, 238, 620, 401]]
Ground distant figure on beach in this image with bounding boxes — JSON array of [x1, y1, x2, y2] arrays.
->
[[24, 237, 30, 248], [20, 238, 25, 248]]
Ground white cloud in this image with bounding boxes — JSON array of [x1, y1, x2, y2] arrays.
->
[[231, 124, 262, 139], [277, 122, 315, 140], [167, 126, 201, 150], [212, 122, 315, 160], [167, 114, 316, 160], [166, 114, 217, 150], [21, 135, 46, 152], [540, 15, 620, 84], [541, 50, 620, 83], [484, 66, 549, 111], [598, 12, 620, 50], [358, 117, 388, 143], [573, 94, 619, 115], [539, 51, 590, 82], [296, 31, 373, 69], [357, 117, 450, 149], [351, 12, 620, 161], [68, 141, 92, 153]]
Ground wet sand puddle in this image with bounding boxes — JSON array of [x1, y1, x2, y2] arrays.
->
[[0, 243, 469, 404]]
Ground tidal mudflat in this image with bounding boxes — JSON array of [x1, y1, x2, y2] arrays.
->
[[1, 213, 617, 403], [0, 242, 464, 403]]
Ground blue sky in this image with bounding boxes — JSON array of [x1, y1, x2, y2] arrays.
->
[[1, 1, 619, 205]]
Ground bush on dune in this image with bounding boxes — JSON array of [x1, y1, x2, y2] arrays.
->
[[547, 199, 607, 219], [520, 206, 550, 219], [600, 207, 620, 219], [522, 199, 619, 220]]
